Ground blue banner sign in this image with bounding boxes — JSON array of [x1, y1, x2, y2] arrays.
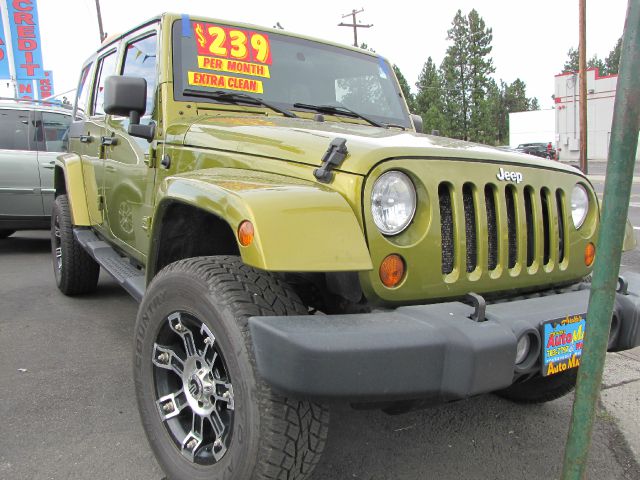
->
[[6, 0, 45, 84], [0, 4, 10, 78]]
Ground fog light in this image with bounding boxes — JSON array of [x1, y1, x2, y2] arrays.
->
[[379, 254, 405, 288], [584, 242, 595, 266], [515, 335, 531, 365]]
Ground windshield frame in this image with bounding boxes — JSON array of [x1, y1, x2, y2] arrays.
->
[[171, 19, 411, 128]]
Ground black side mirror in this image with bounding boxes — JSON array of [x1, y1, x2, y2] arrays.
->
[[410, 114, 423, 134], [104, 75, 155, 141]]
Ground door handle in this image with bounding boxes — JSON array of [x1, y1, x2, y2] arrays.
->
[[105, 165, 116, 173], [80, 135, 92, 143], [101, 136, 118, 146], [41, 164, 55, 170]]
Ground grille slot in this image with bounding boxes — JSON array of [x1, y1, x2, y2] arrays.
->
[[556, 189, 566, 263], [485, 185, 498, 271], [439, 183, 455, 274], [505, 186, 517, 269], [524, 187, 535, 267], [541, 189, 551, 265], [463, 184, 477, 273]]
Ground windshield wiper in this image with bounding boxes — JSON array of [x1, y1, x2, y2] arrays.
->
[[183, 88, 298, 118], [292, 102, 384, 128]]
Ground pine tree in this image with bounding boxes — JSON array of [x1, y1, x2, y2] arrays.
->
[[415, 57, 445, 134], [563, 47, 579, 72], [605, 37, 622, 75], [467, 9, 495, 143], [587, 54, 607, 75], [530, 98, 540, 110], [440, 10, 470, 139], [393, 64, 415, 112]]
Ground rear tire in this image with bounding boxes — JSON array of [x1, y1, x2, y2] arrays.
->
[[0, 229, 15, 239], [496, 369, 578, 404], [134, 256, 329, 480], [51, 195, 100, 295]]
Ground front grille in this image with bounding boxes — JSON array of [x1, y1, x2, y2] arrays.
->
[[438, 182, 567, 275]]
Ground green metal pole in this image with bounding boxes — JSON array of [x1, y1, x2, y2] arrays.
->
[[561, 1, 640, 478]]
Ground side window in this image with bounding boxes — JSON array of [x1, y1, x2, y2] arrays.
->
[[75, 63, 93, 120], [41, 112, 72, 152], [92, 51, 118, 116], [122, 34, 157, 121], [0, 109, 31, 151]]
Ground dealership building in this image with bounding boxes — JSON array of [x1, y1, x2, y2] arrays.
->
[[554, 68, 619, 162]]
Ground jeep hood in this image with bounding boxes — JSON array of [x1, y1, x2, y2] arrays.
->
[[181, 115, 582, 177]]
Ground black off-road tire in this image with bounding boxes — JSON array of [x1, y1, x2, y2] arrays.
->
[[51, 195, 100, 295], [134, 255, 329, 480], [0, 229, 15, 239], [496, 369, 578, 404]]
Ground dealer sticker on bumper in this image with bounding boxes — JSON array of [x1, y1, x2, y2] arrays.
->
[[542, 314, 586, 376]]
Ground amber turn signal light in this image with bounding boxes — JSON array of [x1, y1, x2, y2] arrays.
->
[[584, 242, 595, 266], [379, 254, 405, 288], [238, 220, 254, 247]]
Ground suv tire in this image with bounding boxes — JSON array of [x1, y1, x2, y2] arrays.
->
[[134, 256, 329, 480], [0, 229, 15, 239], [495, 369, 577, 404], [51, 195, 100, 295]]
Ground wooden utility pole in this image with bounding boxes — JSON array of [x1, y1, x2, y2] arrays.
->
[[338, 8, 372, 47], [579, 0, 588, 174], [95, 0, 106, 42]]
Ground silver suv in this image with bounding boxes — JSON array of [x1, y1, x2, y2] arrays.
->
[[0, 99, 71, 238]]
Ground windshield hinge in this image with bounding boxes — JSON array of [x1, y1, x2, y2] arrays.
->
[[314, 137, 348, 184]]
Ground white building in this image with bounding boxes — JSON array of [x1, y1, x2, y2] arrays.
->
[[554, 68, 621, 161]]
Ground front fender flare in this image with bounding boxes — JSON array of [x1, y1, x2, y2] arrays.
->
[[151, 169, 373, 272]]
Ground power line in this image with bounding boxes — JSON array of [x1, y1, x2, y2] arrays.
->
[[338, 8, 372, 48]]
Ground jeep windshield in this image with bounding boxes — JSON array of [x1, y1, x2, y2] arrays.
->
[[172, 19, 411, 128]]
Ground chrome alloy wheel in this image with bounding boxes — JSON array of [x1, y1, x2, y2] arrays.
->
[[152, 311, 235, 464], [53, 214, 62, 272]]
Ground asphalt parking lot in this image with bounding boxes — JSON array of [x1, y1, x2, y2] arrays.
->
[[1, 164, 639, 480]]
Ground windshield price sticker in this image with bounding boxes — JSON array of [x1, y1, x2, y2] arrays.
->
[[542, 314, 586, 376], [197, 56, 270, 78], [187, 71, 264, 94], [193, 22, 272, 65]]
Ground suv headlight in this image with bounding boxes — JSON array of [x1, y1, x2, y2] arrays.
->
[[371, 171, 416, 235], [571, 184, 589, 229]]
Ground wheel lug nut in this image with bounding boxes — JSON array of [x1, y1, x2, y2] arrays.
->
[[162, 402, 174, 413], [157, 352, 170, 363], [213, 438, 222, 449], [204, 337, 212, 345], [222, 391, 230, 399], [186, 439, 198, 450], [175, 323, 185, 332]]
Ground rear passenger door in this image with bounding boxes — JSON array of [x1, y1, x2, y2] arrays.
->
[[0, 107, 43, 217], [34, 110, 72, 215]]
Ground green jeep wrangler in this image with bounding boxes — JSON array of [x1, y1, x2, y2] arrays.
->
[[52, 13, 640, 480]]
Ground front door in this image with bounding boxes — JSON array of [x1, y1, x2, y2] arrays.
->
[[102, 31, 158, 260]]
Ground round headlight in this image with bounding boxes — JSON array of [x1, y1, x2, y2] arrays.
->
[[571, 184, 589, 229], [371, 171, 416, 235]]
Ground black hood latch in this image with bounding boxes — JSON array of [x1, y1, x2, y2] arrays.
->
[[314, 137, 348, 184]]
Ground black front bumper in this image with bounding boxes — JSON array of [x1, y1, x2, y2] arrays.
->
[[248, 273, 640, 401]]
